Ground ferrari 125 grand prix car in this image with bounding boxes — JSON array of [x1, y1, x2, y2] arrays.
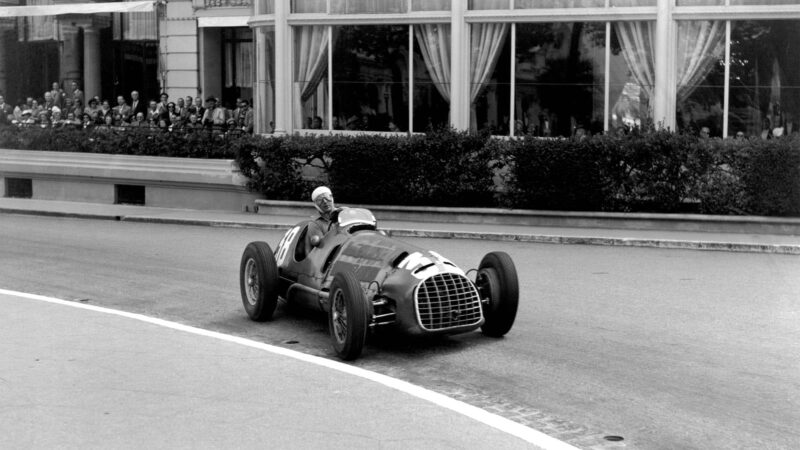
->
[[239, 207, 518, 360]]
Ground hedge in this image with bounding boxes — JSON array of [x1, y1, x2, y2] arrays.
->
[[2, 125, 799, 216]]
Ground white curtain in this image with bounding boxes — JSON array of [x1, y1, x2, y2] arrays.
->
[[236, 41, 253, 87], [676, 20, 725, 104], [614, 21, 656, 106], [470, 23, 508, 102], [412, 0, 451, 11], [294, 0, 327, 13], [294, 25, 329, 127], [122, 0, 157, 41], [26, 0, 57, 41], [414, 24, 451, 102], [470, 23, 509, 130]]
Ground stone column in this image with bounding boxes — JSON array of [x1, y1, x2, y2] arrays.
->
[[653, 0, 674, 130], [60, 25, 83, 89], [273, 0, 291, 135], [82, 25, 101, 102], [449, 0, 468, 131], [0, 29, 6, 96], [254, 26, 268, 134]]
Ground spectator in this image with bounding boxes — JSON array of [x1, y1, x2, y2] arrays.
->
[[183, 96, 194, 114], [20, 109, 35, 126], [235, 99, 254, 134], [114, 95, 132, 122], [185, 113, 200, 130], [50, 107, 62, 127], [99, 99, 112, 122], [0, 95, 12, 124], [37, 110, 49, 128], [157, 110, 171, 129], [130, 90, 147, 118], [201, 96, 226, 129], [43, 91, 56, 112], [81, 112, 93, 129], [311, 115, 323, 129], [130, 112, 146, 127], [84, 98, 101, 122], [175, 97, 185, 119], [194, 96, 205, 119], [699, 126, 710, 139], [157, 92, 169, 116], [64, 112, 80, 128], [167, 102, 180, 126], [30, 99, 42, 117], [146, 100, 159, 125], [70, 81, 84, 106], [49, 82, 64, 108], [69, 98, 83, 119]]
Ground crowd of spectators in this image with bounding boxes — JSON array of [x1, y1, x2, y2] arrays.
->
[[0, 81, 255, 135]]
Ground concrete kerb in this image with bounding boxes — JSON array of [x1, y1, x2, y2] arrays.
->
[[3, 206, 800, 254]]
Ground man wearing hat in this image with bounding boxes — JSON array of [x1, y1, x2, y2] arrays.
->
[[201, 96, 226, 128], [306, 186, 338, 250]]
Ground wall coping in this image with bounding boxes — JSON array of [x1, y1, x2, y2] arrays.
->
[[255, 199, 800, 235], [0, 149, 247, 187]]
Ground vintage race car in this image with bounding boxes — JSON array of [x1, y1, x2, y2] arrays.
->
[[239, 207, 518, 360]]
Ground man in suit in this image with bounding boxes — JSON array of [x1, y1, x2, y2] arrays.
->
[[70, 81, 84, 106], [113, 95, 132, 123], [234, 99, 254, 134], [130, 90, 147, 119], [49, 82, 64, 108], [0, 95, 12, 124]]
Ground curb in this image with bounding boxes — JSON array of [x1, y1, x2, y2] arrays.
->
[[3, 207, 799, 254]]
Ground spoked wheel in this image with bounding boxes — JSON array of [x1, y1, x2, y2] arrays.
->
[[239, 241, 279, 321], [476, 251, 519, 337], [328, 270, 370, 360]]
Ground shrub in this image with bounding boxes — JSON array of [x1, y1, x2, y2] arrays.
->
[[3, 125, 800, 216]]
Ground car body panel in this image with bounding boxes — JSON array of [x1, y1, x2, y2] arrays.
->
[[274, 208, 485, 336]]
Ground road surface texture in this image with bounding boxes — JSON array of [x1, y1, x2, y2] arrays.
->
[[1, 214, 798, 449]]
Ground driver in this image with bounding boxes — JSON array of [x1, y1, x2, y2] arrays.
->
[[307, 186, 338, 247]]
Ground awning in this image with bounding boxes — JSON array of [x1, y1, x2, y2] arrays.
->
[[197, 16, 250, 28], [0, 1, 154, 18]]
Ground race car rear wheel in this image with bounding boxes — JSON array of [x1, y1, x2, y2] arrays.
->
[[477, 251, 519, 337], [240, 241, 279, 321], [328, 270, 369, 360]]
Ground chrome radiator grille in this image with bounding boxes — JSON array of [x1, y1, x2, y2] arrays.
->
[[415, 272, 482, 331]]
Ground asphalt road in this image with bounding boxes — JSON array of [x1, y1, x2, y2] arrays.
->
[[1, 214, 799, 450]]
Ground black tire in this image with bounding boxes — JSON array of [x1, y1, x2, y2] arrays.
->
[[477, 251, 519, 337], [328, 270, 370, 360], [239, 241, 279, 321]]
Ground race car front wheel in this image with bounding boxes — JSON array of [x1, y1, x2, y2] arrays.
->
[[477, 251, 519, 337], [240, 241, 279, 321], [328, 270, 369, 360]]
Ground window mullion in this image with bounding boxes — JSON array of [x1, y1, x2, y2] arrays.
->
[[327, 25, 332, 131], [604, 21, 610, 133], [510, 22, 515, 137], [409, 24, 414, 134]]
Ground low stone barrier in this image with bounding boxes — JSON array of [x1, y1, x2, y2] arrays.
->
[[0, 149, 260, 211]]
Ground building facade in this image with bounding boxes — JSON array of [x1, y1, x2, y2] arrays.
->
[[2, 0, 799, 139]]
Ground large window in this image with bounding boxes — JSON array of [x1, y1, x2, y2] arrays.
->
[[515, 22, 606, 137], [676, 19, 800, 138], [332, 25, 409, 131], [474, 22, 609, 136], [729, 20, 800, 138], [610, 21, 655, 132], [294, 24, 450, 132]]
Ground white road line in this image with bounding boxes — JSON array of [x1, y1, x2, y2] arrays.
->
[[0, 287, 579, 450]]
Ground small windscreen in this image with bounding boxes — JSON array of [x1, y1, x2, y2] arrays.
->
[[337, 208, 377, 227]]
